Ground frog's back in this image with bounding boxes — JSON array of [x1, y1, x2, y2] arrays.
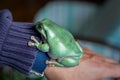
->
[[48, 36, 82, 58], [41, 19, 82, 58]]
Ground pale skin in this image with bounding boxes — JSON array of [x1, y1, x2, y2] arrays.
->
[[44, 48, 120, 80]]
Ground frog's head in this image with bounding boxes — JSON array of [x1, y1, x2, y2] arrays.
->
[[35, 18, 54, 40]]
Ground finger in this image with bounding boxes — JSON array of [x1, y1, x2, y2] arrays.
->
[[110, 64, 120, 78], [83, 48, 93, 54], [83, 47, 102, 56], [84, 48, 119, 64], [102, 63, 120, 78], [104, 57, 118, 64], [95, 53, 119, 64]]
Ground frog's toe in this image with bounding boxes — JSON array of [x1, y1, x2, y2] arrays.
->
[[30, 36, 39, 43], [28, 41, 35, 46], [46, 60, 57, 67], [50, 64, 55, 67], [46, 60, 49, 64], [31, 36, 36, 40]]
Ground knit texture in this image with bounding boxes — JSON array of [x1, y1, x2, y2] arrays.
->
[[0, 9, 45, 75]]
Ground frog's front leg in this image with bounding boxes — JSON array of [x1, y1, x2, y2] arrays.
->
[[28, 36, 49, 52]]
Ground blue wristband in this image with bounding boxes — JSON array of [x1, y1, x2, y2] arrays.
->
[[32, 51, 50, 74]]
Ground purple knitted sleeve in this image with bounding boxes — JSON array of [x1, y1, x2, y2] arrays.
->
[[0, 9, 49, 75]]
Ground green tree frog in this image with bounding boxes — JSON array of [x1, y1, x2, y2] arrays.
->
[[28, 19, 83, 67]]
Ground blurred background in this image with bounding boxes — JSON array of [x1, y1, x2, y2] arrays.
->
[[0, 0, 104, 22], [0, 0, 120, 80]]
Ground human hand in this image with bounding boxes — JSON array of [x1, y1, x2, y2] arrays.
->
[[44, 48, 120, 80]]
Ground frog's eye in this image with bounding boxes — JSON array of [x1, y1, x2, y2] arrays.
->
[[38, 23, 42, 29], [36, 23, 43, 29]]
